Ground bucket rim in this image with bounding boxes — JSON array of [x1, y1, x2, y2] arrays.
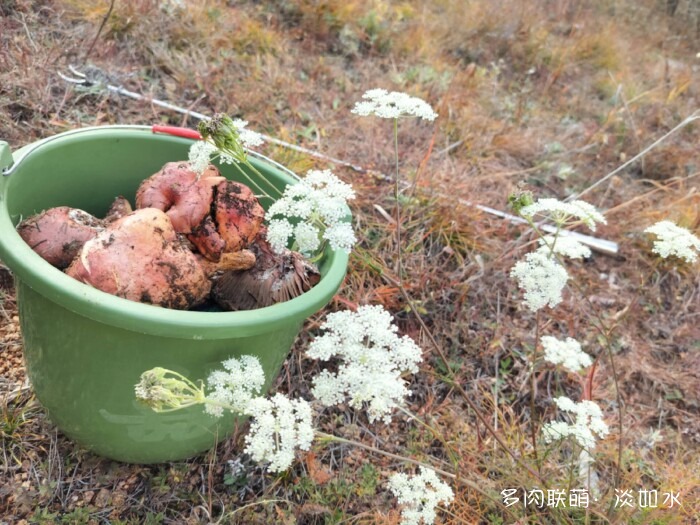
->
[[0, 126, 347, 339]]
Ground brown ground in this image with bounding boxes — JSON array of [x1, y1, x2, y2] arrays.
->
[[1, 0, 699, 523]]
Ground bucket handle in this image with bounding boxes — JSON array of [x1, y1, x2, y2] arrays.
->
[[0, 141, 13, 175]]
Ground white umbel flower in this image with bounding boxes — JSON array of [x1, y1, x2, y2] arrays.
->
[[266, 219, 294, 252], [388, 467, 455, 525], [520, 198, 607, 231], [232, 119, 264, 148], [324, 221, 357, 252], [293, 221, 322, 254], [542, 397, 609, 450], [266, 169, 356, 255], [541, 336, 592, 373], [243, 393, 314, 473], [188, 141, 218, 175], [307, 305, 423, 423], [537, 235, 592, 259], [510, 251, 569, 312], [204, 355, 266, 417], [644, 220, 700, 263], [352, 88, 438, 121]]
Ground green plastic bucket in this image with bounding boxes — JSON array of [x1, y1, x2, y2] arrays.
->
[[0, 126, 347, 463]]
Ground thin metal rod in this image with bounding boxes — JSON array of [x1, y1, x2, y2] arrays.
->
[[59, 67, 365, 172], [468, 201, 619, 256], [54, 68, 618, 255], [567, 111, 700, 202]]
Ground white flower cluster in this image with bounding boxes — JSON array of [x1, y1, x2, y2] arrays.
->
[[231, 119, 265, 148], [188, 141, 217, 175], [243, 393, 314, 473], [204, 355, 266, 417], [197, 356, 314, 473], [266, 169, 356, 255], [510, 251, 569, 312], [541, 336, 592, 373], [388, 467, 455, 525], [187, 119, 264, 174], [351, 88, 438, 121], [644, 220, 700, 263], [537, 235, 592, 259], [137, 360, 313, 474], [307, 305, 423, 423], [542, 397, 609, 450], [521, 198, 607, 231]]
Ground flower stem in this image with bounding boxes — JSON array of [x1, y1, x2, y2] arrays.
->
[[242, 156, 283, 197], [383, 272, 547, 485], [567, 277, 625, 492], [530, 309, 541, 470], [229, 159, 276, 201], [382, 117, 545, 489], [393, 118, 402, 277], [525, 219, 563, 471]]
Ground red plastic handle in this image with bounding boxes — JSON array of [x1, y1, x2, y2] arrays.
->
[[151, 125, 202, 140]]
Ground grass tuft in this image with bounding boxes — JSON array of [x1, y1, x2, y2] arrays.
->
[[1, 0, 699, 522]]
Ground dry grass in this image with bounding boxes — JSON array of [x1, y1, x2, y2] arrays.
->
[[1, 0, 700, 523]]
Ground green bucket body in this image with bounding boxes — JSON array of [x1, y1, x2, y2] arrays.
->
[[0, 127, 347, 463]]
